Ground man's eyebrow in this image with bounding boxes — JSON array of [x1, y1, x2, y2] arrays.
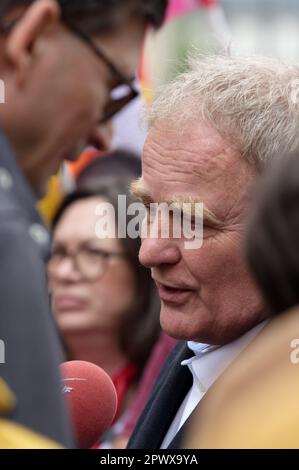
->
[[130, 178, 223, 228], [130, 178, 153, 204], [170, 196, 223, 228]]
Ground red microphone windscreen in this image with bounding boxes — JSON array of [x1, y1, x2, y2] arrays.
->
[[61, 361, 117, 449]]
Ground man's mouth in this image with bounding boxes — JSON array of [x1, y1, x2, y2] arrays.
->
[[156, 282, 194, 305]]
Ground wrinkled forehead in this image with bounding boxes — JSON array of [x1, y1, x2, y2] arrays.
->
[[142, 120, 255, 222]]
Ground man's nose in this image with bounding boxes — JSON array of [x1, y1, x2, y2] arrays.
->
[[88, 121, 114, 152], [139, 236, 181, 268]]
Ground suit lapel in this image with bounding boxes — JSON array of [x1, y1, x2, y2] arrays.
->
[[167, 405, 200, 449], [128, 342, 193, 449]]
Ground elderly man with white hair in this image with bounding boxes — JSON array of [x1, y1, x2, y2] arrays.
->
[[127, 55, 299, 449]]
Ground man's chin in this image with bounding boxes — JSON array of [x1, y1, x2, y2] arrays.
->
[[160, 304, 210, 342]]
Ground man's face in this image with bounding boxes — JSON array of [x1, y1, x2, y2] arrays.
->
[[0, 2, 146, 195], [136, 120, 267, 345]]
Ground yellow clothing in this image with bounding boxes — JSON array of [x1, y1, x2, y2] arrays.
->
[[185, 307, 299, 449], [0, 378, 16, 415], [0, 420, 63, 449], [0, 379, 62, 449]]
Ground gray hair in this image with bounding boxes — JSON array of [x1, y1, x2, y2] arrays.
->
[[148, 54, 299, 170]]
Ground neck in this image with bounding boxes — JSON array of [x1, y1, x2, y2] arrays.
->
[[65, 329, 128, 377]]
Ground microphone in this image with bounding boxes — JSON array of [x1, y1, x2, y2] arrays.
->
[[60, 361, 117, 449]]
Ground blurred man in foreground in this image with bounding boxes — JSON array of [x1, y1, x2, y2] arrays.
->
[[128, 55, 299, 448], [0, 0, 167, 447]]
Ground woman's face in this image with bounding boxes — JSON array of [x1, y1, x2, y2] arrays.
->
[[49, 197, 136, 337]]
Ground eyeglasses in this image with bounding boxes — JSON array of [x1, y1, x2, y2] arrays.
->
[[0, 15, 140, 124], [63, 20, 139, 124], [48, 245, 127, 281]]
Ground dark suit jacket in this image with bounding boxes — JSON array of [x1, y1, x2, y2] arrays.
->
[[127, 341, 194, 449]]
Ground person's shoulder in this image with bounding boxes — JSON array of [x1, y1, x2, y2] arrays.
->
[[0, 186, 24, 222], [0, 190, 32, 248], [185, 309, 299, 448], [0, 192, 50, 265]]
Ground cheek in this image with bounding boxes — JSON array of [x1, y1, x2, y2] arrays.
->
[[55, 67, 105, 126], [109, 268, 136, 310], [185, 234, 247, 287], [86, 283, 115, 321], [76, 63, 107, 115], [62, 87, 101, 127]]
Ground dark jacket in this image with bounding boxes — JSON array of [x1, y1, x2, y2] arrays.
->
[[127, 341, 194, 449], [0, 131, 73, 447]]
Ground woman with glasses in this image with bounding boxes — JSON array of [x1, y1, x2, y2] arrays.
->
[[48, 159, 161, 448]]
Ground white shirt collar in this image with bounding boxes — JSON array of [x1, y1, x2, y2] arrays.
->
[[161, 320, 268, 449], [182, 320, 267, 393]]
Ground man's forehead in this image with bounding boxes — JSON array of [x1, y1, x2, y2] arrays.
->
[[145, 119, 229, 151], [140, 121, 254, 223], [143, 120, 237, 180]]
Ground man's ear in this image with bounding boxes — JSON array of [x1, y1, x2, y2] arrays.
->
[[4, 0, 61, 85]]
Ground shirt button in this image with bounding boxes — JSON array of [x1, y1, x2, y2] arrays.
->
[[196, 381, 207, 394], [29, 223, 49, 247], [0, 168, 13, 191]]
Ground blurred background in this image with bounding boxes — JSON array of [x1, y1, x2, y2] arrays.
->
[[40, 0, 299, 219], [146, 0, 299, 92]]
